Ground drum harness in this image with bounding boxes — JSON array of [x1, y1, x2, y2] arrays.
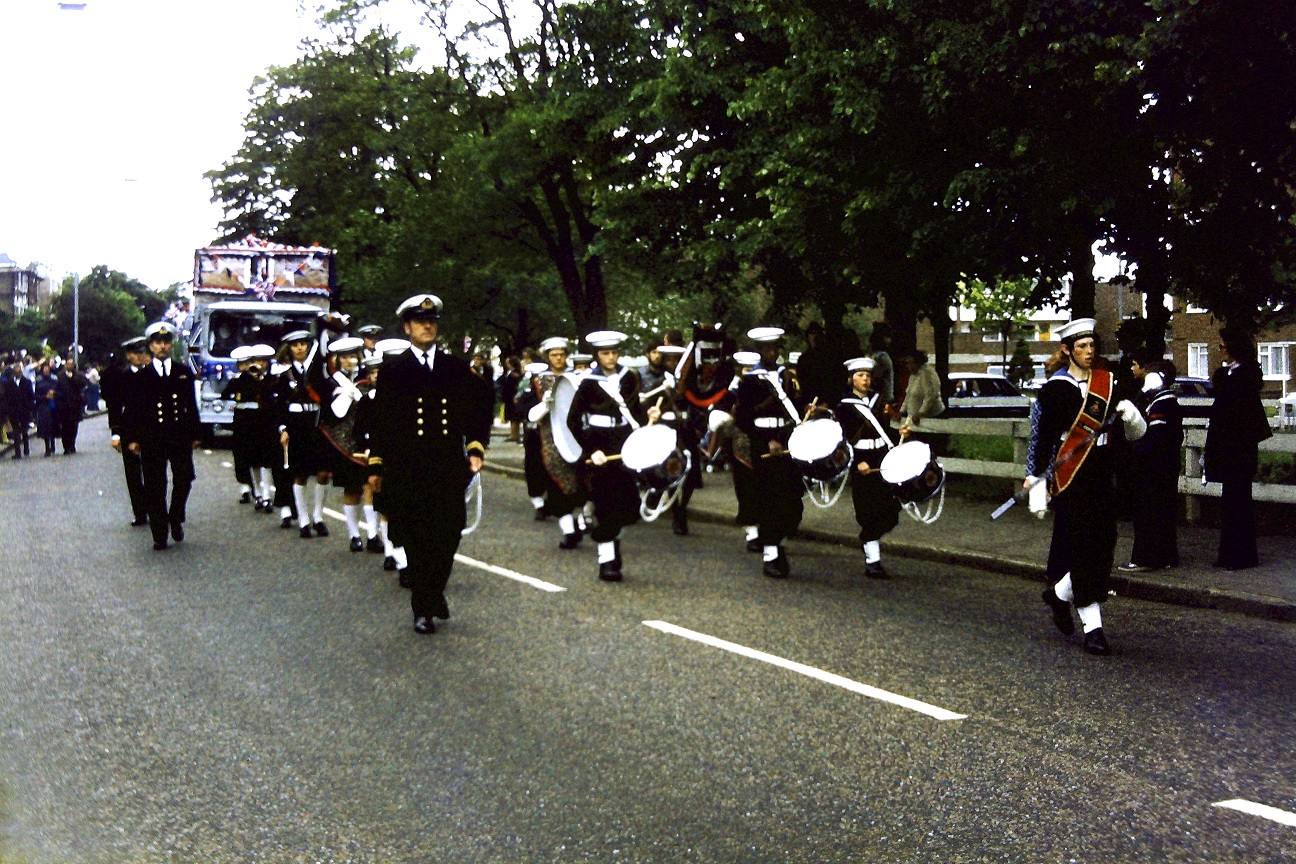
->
[[854, 397, 946, 525]]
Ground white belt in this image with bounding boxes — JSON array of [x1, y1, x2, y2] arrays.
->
[[754, 417, 790, 428], [659, 412, 678, 422], [854, 436, 889, 449], [288, 403, 320, 413], [586, 414, 626, 428], [235, 402, 260, 410]]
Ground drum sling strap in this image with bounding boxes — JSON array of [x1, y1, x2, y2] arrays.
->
[[1049, 367, 1113, 496], [760, 369, 801, 425], [598, 375, 642, 431], [849, 396, 894, 452]]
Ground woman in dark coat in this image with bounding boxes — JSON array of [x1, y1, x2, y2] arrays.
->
[[1204, 326, 1272, 570], [34, 363, 59, 456]]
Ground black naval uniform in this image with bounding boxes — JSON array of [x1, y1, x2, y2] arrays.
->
[[272, 357, 328, 480], [735, 361, 804, 574], [261, 370, 297, 519], [367, 345, 494, 622], [103, 362, 148, 524], [678, 355, 737, 533], [836, 390, 902, 547], [222, 369, 273, 497], [567, 365, 647, 550], [123, 358, 203, 548]]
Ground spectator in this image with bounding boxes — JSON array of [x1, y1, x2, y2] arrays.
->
[[795, 321, 846, 409], [1204, 326, 1271, 570], [897, 349, 944, 428], [868, 323, 895, 406], [84, 363, 102, 413], [55, 357, 87, 454], [500, 356, 524, 442], [34, 362, 59, 457], [3, 362, 35, 459], [1121, 354, 1182, 572]]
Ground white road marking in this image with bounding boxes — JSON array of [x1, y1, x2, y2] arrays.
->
[[642, 620, 967, 721], [1212, 799, 1296, 827], [220, 461, 233, 468], [321, 509, 565, 593]]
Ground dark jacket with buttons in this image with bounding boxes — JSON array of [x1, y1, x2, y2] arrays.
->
[[367, 347, 494, 510], [122, 361, 203, 450], [567, 367, 646, 460]]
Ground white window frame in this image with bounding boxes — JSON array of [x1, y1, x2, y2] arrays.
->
[[1258, 343, 1290, 380], [1187, 343, 1210, 379]]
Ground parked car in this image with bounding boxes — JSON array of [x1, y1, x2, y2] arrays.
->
[[944, 373, 1032, 418], [1173, 376, 1214, 420]]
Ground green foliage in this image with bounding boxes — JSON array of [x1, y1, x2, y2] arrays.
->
[[1007, 339, 1035, 388], [45, 267, 152, 362]]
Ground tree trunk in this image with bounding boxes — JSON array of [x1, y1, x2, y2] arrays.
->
[[930, 304, 953, 402], [1069, 241, 1097, 320]]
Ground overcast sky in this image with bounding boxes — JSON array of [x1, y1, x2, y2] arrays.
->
[[0, 0, 435, 294]]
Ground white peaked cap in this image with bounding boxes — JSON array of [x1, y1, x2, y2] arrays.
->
[[747, 326, 785, 343], [395, 294, 443, 319], [229, 346, 256, 362], [248, 344, 277, 359], [585, 330, 627, 349], [539, 336, 570, 353], [328, 336, 365, 354], [145, 321, 177, 338], [733, 351, 761, 366], [375, 338, 412, 355]]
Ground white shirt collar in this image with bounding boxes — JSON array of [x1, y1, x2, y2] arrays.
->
[[411, 345, 435, 369], [154, 358, 170, 375]]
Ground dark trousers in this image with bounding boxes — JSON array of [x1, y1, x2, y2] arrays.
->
[[120, 447, 147, 520], [1052, 473, 1117, 608], [851, 471, 901, 544], [60, 415, 80, 453], [1130, 471, 1179, 569], [753, 451, 804, 546], [392, 500, 467, 619], [10, 425, 29, 457], [732, 460, 759, 525], [587, 463, 640, 542], [523, 427, 548, 499], [1217, 479, 1259, 569], [141, 441, 196, 545]]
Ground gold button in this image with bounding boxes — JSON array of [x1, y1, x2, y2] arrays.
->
[[442, 419, 448, 425], [417, 430, 424, 436], [441, 398, 447, 404], [417, 398, 423, 404], [442, 430, 448, 436], [417, 408, 423, 414], [417, 419, 423, 425]]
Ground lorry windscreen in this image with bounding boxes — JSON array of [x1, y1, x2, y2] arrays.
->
[[206, 311, 318, 359]]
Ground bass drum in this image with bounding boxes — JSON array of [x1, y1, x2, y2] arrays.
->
[[880, 440, 945, 504], [621, 424, 687, 490], [549, 373, 585, 464], [787, 418, 853, 483]]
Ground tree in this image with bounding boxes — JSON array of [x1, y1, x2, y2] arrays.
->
[[46, 268, 148, 362]]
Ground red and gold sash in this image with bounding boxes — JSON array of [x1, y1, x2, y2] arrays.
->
[[1049, 367, 1112, 496]]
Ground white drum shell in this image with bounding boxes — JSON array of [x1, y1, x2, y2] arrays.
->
[[788, 419, 845, 462], [880, 441, 932, 484], [550, 373, 585, 464], [622, 425, 678, 472]]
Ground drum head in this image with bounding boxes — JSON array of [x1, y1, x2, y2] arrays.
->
[[550, 374, 584, 464], [880, 441, 932, 484], [622, 424, 677, 472], [788, 419, 845, 462]]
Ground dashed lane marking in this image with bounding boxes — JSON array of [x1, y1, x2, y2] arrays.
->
[[321, 509, 565, 593], [642, 620, 967, 721], [1212, 799, 1296, 827]]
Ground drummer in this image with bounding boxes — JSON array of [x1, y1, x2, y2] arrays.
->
[[836, 357, 902, 578], [639, 334, 690, 534], [723, 350, 761, 553], [521, 336, 590, 549], [734, 327, 805, 578], [566, 331, 660, 581]]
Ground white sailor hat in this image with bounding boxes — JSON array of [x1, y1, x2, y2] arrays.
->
[[733, 350, 761, 366], [656, 344, 688, 354], [230, 346, 256, 362], [584, 330, 627, 350], [570, 352, 593, 365], [144, 321, 177, 339], [524, 362, 550, 375], [396, 294, 443, 320], [281, 329, 312, 344], [539, 336, 570, 354], [121, 336, 148, 351], [1056, 318, 1097, 342], [747, 326, 785, 343], [845, 357, 876, 372], [328, 336, 365, 354], [375, 337, 412, 355], [248, 344, 277, 359], [362, 353, 384, 368], [356, 324, 384, 337]]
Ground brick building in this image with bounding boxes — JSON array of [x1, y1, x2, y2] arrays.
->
[[0, 253, 51, 318], [1168, 302, 1295, 398]]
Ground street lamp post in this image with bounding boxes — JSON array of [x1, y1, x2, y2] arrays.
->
[[72, 271, 80, 369]]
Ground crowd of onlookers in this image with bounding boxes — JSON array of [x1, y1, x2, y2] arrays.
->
[[0, 353, 103, 459]]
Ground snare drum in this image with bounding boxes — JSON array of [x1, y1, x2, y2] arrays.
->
[[879, 440, 945, 504], [788, 418, 853, 483], [621, 425, 688, 490]]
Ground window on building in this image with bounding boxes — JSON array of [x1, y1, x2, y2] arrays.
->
[[1258, 343, 1290, 380], [1187, 343, 1210, 378]]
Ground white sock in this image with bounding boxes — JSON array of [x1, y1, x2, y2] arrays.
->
[[864, 540, 881, 563], [583, 501, 595, 519], [380, 520, 393, 555], [392, 547, 408, 570], [311, 480, 326, 524], [363, 505, 377, 539], [260, 467, 274, 499], [763, 545, 779, 563], [745, 525, 759, 542], [531, 496, 546, 510], [576, 512, 588, 531], [1077, 602, 1103, 634], [598, 541, 617, 563], [559, 514, 576, 535], [1054, 573, 1074, 603], [292, 484, 308, 524], [343, 504, 361, 539], [238, 483, 252, 495], [280, 505, 293, 520]]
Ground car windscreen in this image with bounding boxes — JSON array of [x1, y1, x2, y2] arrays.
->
[[205, 311, 318, 359]]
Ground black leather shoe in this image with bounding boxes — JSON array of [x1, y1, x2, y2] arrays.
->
[[1042, 587, 1076, 635], [865, 561, 890, 579], [398, 569, 411, 589], [383, 555, 397, 571], [558, 533, 582, 549], [1083, 628, 1112, 656], [170, 522, 184, 543], [672, 509, 689, 536], [598, 561, 623, 582], [314, 521, 329, 537], [130, 516, 149, 527], [432, 596, 451, 620], [349, 537, 364, 552], [300, 524, 313, 539], [238, 491, 252, 504], [280, 516, 294, 530], [746, 537, 761, 554], [152, 541, 168, 551], [366, 536, 383, 553], [763, 550, 790, 579], [533, 507, 548, 521], [413, 616, 436, 634]]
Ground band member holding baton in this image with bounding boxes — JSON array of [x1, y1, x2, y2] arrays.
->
[[1027, 318, 1146, 655]]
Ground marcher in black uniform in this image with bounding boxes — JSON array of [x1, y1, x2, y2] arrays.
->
[[367, 295, 494, 634], [1121, 357, 1183, 572], [123, 321, 203, 551], [735, 327, 804, 578], [566, 331, 657, 581], [1205, 326, 1272, 571], [676, 324, 737, 538], [521, 337, 590, 547], [272, 330, 332, 539], [104, 336, 150, 526], [319, 336, 375, 552], [1028, 318, 1146, 655], [836, 357, 902, 578], [356, 324, 383, 361], [722, 351, 762, 552], [367, 338, 413, 574], [55, 357, 86, 454], [352, 350, 385, 554], [222, 345, 276, 508]]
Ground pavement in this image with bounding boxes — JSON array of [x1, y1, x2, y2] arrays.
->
[[482, 432, 1296, 624]]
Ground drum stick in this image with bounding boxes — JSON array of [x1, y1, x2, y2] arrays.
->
[[649, 396, 664, 424], [802, 398, 819, 422], [584, 454, 623, 465], [283, 442, 290, 470]]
